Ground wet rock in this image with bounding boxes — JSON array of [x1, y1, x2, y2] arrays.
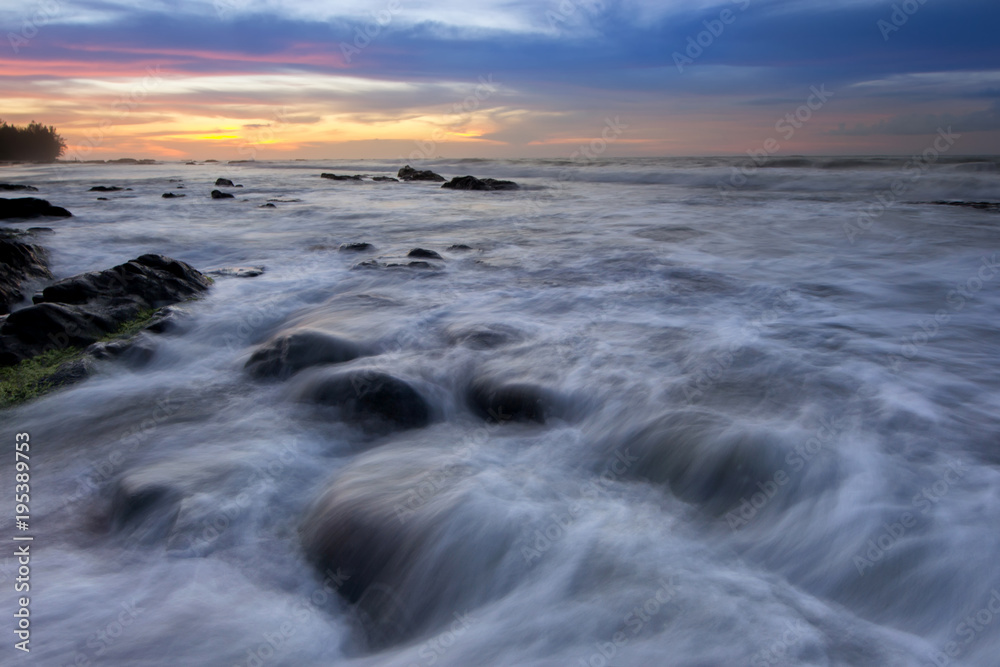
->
[[466, 378, 559, 424], [340, 242, 374, 252], [208, 266, 265, 278], [929, 200, 1000, 212], [321, 173, 363, 181], [258, 203, 276, 208], [407, 248, 442, 260], [246, 329, 366, 380], [87, 335, 157, 367], [448, 244, 473, 251], [110, 476, 182, 543], [441, 175, 519, 191], [0, 254, 210, 366], [293, 368, 431, 430], [211, 190, 234, 199], [372, 176, 399, 182], [214, 178, 235, 187], [446, 324, 521, 350], [97, 197, 109, 201], [0, 197, 72, 220], [0, 232, 50, 315], [89, 186, 126, 192], [162, 192, 186, 198], [353, 259, 380, 270], [0, 184, 38, 192], [397, 165, 445, 182]]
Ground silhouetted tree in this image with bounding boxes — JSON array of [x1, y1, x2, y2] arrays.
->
[[0, 120, 66, 161]]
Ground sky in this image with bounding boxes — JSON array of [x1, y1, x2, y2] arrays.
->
[[1, 0, 998, 160]]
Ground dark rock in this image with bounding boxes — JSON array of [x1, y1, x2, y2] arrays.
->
[[26, 227, 53, 234], [161, 192, 186, 198], [446, 324, 521, 349], [87, 335, 157, 367], [340, 242, 374, 252], [407, 248, 443, 260], [47, 356, 96, 388], [353, 259, 380, 270], [214, 178, 235, 187], [293, 368, 431, 430], [110, 477, 182, 543], [466, 378, 559, 424], [89, 186, 125, 192], [404, 261, 431, 269], [0, 184, 38, 192], [97, 197, 109, 201], [0, 255, 210, 366], [204, 160, 219, 163], [246, 329, 366, 380], [0, 233, 50, 315], [441, 175, 519, 191], [372, 176, 399, 182], [397, 165, 446, 182], [258, 203, 276, 208], [208, 266, 265, 278], [0, 197, 72, 220], [930, 200, 1000, 212], [448, 244, 473, 251], [321, 173, 363, 181], [211, 190, 234, 199]]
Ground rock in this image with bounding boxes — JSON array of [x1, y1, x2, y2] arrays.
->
[[0, 197, 72, 220], [87, 335, 157, 367], [97, 197, 109, 201], [441, 175, 519, 191], [0, 254, 210, 366], [211, 190, 234, 199], [89, 186, 126, 192], [26, 227, 53, 234], [246, 329, 366, 380], [0, 233, 50, 315], [930, 200, 1000, 212], [215, 178, 235, 187], [258, 203, 276, 208], [446, 324, 521, 350], [292, 368, 431, 430], [0, 184, 38, 192], [321, 173, 363, 181], [109, 476, 182, 543], [448, 244, 473, 251], [47, 356, 96, 388], [397, 165, 446, 182], [407, 248, 443, 260], [372, 176, 399, 182], [340, 242, 374, 252], [162, 192, 186, 198], [208, 266, 265, 278], [353, 259, 380, 270], [204, 159, 219, 163], [403, 261, 431, 269], [466, 378, 559, 424]]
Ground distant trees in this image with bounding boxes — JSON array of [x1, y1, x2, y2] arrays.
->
[[0, 121, 66, 161]]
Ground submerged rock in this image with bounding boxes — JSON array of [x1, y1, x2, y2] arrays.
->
[[466, 378, 559, 424], [372, 176, 399, 182], [246, 329, 365, 379], [397, 165, 446, 182], [407, 248, 443, 260], [0, 197, 72, 220], [0, 184, 38, 192], [321, 173, 363, 181], [258, 203, 276, 208], [211, 190, 234, 199], [89, 186, 126, 192], [441, 175, 519, 191], [340, 242, 374, 252], [162, 192, 186, 198], [208, 266, 265, 278], [929, 200, 1000, 212], [448, 244, 474, 251], [292, 368, 431, 430], [0, 232, 50, 315]]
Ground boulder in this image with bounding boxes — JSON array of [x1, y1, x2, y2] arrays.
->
[[0, 197, 72, 220], [321, 173, 363, 181], [340, 242, 374, 252], [441, 175, 519, 191], [161, 192, 186, 198], [0, 232, 50, 315], [89, 186, 125, 192], [0, 184, 38, 192], [407, 248, 442, 260], [258, 203, 276, 208], [466, 378, 559, 424], [246, 329, 365, 379], [293, 368, 431, 430], [0, 254, 210, 366], [448, 244, 473, 251], [214, 178, 235, 187], [397, 165, 445, 182], [372, 176, 399, 183], [211, 190, 234, 199]]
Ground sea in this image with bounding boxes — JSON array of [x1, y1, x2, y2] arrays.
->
[[1, 156, 999, 666]]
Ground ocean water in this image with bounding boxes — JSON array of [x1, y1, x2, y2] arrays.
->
[[1, 156, 999, 666]]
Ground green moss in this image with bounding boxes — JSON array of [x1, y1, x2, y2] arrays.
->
[[0, 307, 161, 409]]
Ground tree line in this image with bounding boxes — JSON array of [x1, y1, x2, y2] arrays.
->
[[0, 121, 66, 162]]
